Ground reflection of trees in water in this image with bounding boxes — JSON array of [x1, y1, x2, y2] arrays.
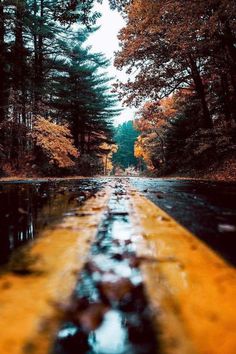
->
[[0, 183, 81, 266]]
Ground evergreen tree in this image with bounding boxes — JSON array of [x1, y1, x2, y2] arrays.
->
[[0, 0, 120, 175], [112, 120, 138, 169], [50, 29, 119, 155]]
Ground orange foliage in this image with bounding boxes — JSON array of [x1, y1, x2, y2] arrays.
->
[[134, 96, 176, 132], [134, 90, 193, 171], [100, 142, 118, 174], [134, 134, 156, 170], [30, 116, 78, 168]]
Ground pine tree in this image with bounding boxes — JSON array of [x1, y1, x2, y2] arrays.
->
[[0, 0, 120, 175], [112, 121, 139, 169]]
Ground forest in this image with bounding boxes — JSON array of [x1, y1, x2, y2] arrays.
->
[[0, 0, 120, 177], [0, 0, 236, 179], [113, 0, 236, 178], [112, 121, 138, 173]]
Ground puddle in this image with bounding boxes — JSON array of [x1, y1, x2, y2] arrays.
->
[[53, 183, 158, 354], [0, 179, 105, 267]]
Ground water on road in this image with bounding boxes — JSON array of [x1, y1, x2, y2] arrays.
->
[[53, 181, 157, 354], [0, 177, 236, 354], [130, 178, 236, 266], [0, 179, 106, 267]]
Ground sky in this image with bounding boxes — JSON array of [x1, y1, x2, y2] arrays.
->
[[86, 0, 137, 126]]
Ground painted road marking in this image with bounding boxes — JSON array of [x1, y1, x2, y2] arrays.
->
[[0, 180, 236, 354], [0, 187, 111, 354], [129, 188, 236, 354], [52, 181, 157, 354]]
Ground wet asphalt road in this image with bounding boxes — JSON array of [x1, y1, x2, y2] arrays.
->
[[0, 177, 236, 354], [0, 179, 106, 266], [130, 178, 236, 266], [53, 181, 157, 354], [0, 177, 236, 267]]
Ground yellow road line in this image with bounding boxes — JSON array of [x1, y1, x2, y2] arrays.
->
[[129, 189, 236, 354], [0, 188, 111, 354]]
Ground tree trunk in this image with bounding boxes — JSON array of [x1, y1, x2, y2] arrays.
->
[[188, 55, 213, 129], [33, 0, 38, 110], [80, 126, 85, 154], [37, 0, 44, 92], [220, 73, 233, 127], [72, 114, 79, 149], [155, 131, 166, 164], [221, 22, 236, 96], [13, 1, 26, 122], [33, 0, 44, 111], [0, 3, 7, 124]]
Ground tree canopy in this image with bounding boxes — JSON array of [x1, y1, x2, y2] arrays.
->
[[0, 0, 120, 176], [114, 0, 236, 176]]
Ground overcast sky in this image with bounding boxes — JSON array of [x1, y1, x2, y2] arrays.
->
[[86, 0, 136, 126]]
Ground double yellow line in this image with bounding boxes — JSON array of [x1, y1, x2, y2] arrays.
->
[[0, 182, 235, 354]]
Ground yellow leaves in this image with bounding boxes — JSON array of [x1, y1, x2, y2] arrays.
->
[[134, 135, 155, 170], [134, 136, 143, 159], [100, 142, 118, 154], [100, 142, 118, 174], [30, 116, 78, 168], [135, 96, 177, 134]]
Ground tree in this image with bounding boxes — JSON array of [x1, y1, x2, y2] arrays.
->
[[50, 29, 119, 155], [112, 0, 236, 176], [100, 142, 117, 175], [112, 120, 139, 169], [134, 88, 234, 175], [0, 2, 8, 124], [30, 116, 78, 169], [115, 0, 236, 128], [0, 0, 120, 176]]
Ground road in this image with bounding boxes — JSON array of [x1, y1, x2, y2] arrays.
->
[[130, 178, 236, 266], [0, 178, 105, 266], [0, 177, 236, 354], [1, 178, 235, 267]]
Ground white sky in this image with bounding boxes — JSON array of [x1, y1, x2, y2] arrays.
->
[[86, 0, 136, 126]]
